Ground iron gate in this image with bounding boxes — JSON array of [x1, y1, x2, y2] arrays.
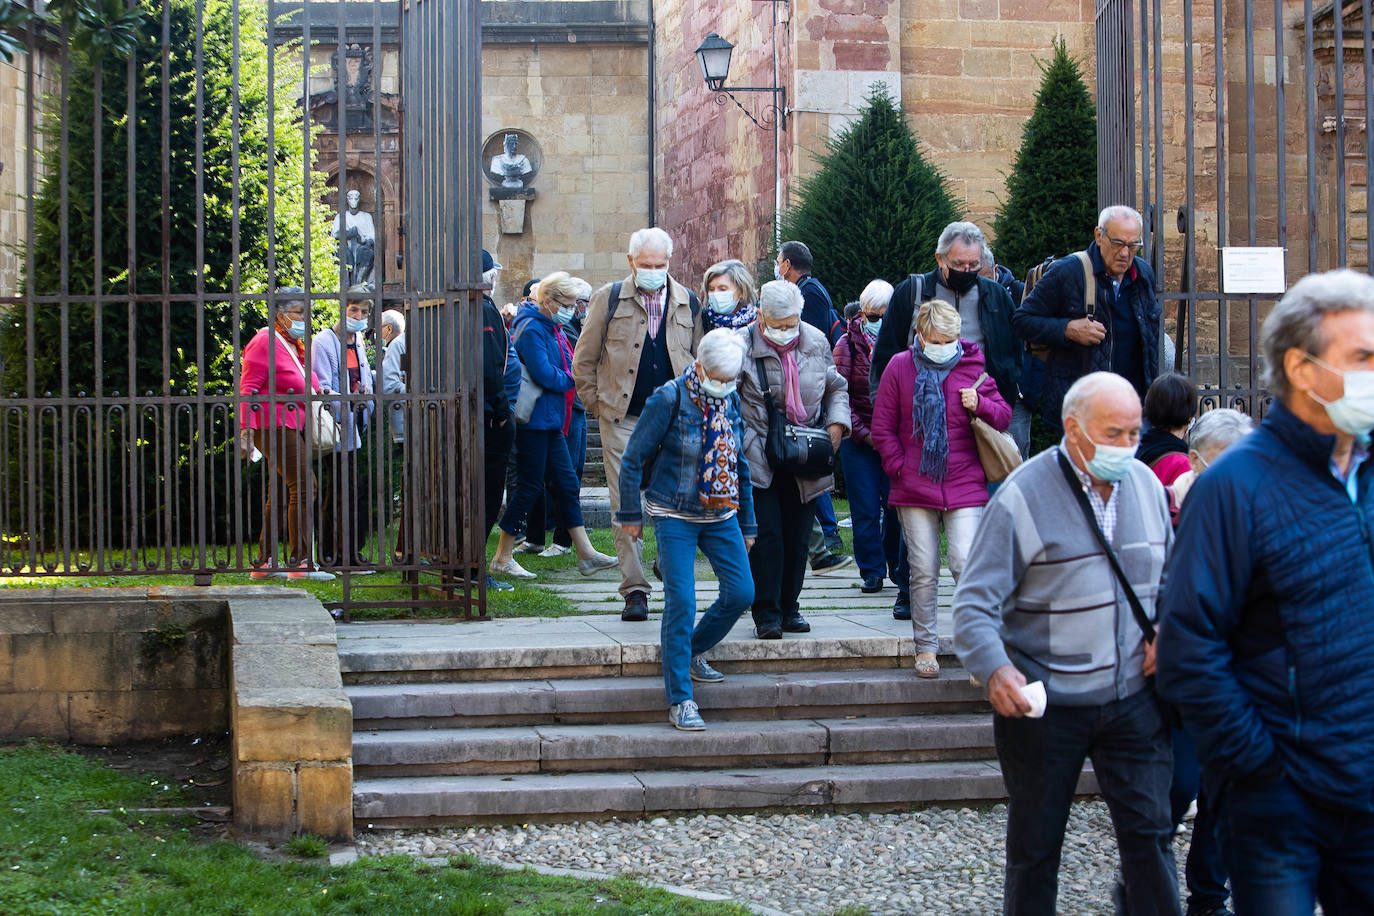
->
[[0, 0, 486, 619], [1100, 0, 1374, 414]]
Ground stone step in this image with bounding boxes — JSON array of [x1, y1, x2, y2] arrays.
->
[[348, 668, 986, 730], [352, 713, 994, 778], [353, 760, 1098, 826], [337, 615, 961, 684]]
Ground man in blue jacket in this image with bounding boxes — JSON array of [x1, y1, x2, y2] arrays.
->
[[1157, 268, 1374, 914], [1011, 206, 1161, 431]]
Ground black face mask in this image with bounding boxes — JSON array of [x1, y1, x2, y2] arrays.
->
[[943, 266, 979, 295]]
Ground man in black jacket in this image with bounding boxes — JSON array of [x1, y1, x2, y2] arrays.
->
[[870, 221, 1026, 453], [480, 249, 515, 591], [1011, 205, 1161, 430]]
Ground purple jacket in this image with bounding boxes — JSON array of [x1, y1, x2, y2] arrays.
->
[[871, 340, 1011, 510], [833, 314, 876, 446]]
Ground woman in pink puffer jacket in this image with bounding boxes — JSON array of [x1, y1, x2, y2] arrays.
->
[[871, 299, 1010, 679]]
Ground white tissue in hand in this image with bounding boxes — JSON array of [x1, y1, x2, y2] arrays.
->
[[1020, 680, 1047, 718]]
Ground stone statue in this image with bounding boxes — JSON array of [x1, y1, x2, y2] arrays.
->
[[490, 133, 533, 189], [332, 189, 376, 285]]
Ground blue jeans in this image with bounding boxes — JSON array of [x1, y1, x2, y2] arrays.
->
[[500, 426, 584, 536], [839, 439, 906, 585], [815, 492, 839, 539], [656, 515, 754, 705], [1221, 772, 1374, 915], [995, 688, 1179, 916], [1170, 728, 1229, 912]]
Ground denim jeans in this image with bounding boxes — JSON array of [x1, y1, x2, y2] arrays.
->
[[838, 439, 905, 585], [500, 426, 584, 536], [1221, 772, 1374, 915], [751, 473, 816, 630], [1171, 728, 1229, 912], [994, 688, 1179, 916], [815, 492, 839, 539], [897, 506, 980, 654], [656, 515, 754, 705], [1009, 400, 1032, 460]]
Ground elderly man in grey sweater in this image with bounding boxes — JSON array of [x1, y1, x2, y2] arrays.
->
[[953, 371, 1178, 916]]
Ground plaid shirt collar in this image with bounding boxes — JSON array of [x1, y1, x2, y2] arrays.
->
[[1059, 442, 1120, 542]]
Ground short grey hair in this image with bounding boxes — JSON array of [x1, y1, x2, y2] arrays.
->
[[702, 259, 757, 307], [758, 279, 804, 321], [570, 278, 593, 300], [1098, 205, 1143, 232], [628, 227, 674, 259], [980, 243, 996, 270], [1188, 408, 1253, 457], [1061, 371, 1140, 423], [697, 327, 747, 378], [380, 308, 405, 336], [1262, 268, 1374, 400], [935, 221, 985, 257], [859, 279, 894, 313]]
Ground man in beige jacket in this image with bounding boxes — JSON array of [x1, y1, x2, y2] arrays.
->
[[572, 227, 702, 620]]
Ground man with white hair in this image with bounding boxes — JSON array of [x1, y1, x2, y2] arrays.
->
[[1158, 269, 1374, 913], [572, 228, 701, 620], [953, 370, 1178, 915], [1012, 205, 1162, 429], [870, 221, 1026, 454]]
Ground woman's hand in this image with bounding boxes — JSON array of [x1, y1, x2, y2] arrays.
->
[[621, 523, 643, 541], [827, 422, 845, 450], [744, 537, 755, 552], [959, 387, 979, 411]]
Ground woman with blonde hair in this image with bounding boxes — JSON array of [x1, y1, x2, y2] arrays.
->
[[700, 259, 759, 331], [871, 299, 1009, 678]]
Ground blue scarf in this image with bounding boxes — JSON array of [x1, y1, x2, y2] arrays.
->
[[912, 342, 963, 481]]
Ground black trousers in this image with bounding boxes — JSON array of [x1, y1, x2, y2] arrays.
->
[[749, 472, 817, 630], [484, 415, 516, 541]]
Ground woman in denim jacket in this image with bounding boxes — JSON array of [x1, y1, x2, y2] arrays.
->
[[616, 329, 757, 731]]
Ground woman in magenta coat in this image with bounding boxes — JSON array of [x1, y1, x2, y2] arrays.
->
[[871, 299, 1010, 678]]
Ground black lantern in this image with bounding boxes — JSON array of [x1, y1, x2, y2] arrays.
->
[[694, 33, 734, 93]]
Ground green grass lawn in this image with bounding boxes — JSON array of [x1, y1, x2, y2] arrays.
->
[[0, 500, 858, 622], [0, 741, 753, 915]]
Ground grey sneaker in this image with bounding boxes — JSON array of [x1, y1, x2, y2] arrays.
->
[[689, 655, 724, 683], [668, 699, 706, 731]]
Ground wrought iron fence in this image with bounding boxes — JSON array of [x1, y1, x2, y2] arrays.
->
[[1100, 0, 1374, 415], [0, 0, 485, 619]]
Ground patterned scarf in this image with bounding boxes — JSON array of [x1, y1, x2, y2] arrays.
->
[[682, 365, 739, 511], [703, 299, 759, 331], [911, 341, 963, 482]]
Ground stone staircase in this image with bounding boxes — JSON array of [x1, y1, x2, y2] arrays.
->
[[337, 613, 1095, 827]]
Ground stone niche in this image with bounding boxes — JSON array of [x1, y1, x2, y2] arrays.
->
[[483, 128, 542, 234]]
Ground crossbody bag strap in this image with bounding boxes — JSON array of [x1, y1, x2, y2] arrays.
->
[[1054, 450, 1156, 641], [905, 274, 924, 347], [275, 332, 316, 393]]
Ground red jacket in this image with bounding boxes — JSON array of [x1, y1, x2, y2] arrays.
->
[[871, 341, 1011, 510], [833, 314, 877, 445]]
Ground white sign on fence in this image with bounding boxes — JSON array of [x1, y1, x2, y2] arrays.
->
[[1221, 247, 1287, 295]]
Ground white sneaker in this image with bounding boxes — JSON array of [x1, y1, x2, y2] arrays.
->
[[538, 543, 571, 557]]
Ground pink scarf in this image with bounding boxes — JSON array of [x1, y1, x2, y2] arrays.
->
[[762, 332, 806, 424]]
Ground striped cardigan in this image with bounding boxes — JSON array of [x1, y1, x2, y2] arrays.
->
[[952, 446, 1172, 707]]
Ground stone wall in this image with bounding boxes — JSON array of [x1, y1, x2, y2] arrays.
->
[[0, 39, 57, 298], [481, 39, 652, 305]]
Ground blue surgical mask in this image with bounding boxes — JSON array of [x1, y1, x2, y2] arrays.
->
[[288, 319, 307, 340], [556, 306, 575, 325], [635, 268, 667, 292], [1081, 437, 1138, 482], [923, 341, 959, 364], [345, 316, 368, 334], [1307, 356, 1374, 436], [773, 262, 783, 281], [708, 291, 738, 314], [864, 318, 882, 336]]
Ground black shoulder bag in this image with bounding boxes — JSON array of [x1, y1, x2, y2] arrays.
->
[[755, 356, 834, 479], [1055, 450, 1182, 728]]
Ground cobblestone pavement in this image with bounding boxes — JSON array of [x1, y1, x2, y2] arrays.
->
[[355, 800, 1199, 915]]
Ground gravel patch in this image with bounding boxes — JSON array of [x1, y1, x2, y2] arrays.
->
[[355, 801, 1198, 915]]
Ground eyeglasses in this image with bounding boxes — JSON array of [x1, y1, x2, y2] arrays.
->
[[575, 298, 589, 306], [1103, 234, 1144, 253], [946, 260, 982, 272]]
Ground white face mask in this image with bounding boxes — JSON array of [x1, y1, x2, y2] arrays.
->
[[345, 316, 368, 334], [922, 341, 959, 364], [762, 324, 799, 347], [708, 290, 738, 314], [1307, 356, 1374, 437], [773, 261, 783, 281], [1077, 435, 1139, 482], [700, 376, 737, 399]]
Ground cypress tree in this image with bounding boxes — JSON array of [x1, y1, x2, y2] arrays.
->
[[991, 37, 1098, 278], [779, 85, 962, 305]]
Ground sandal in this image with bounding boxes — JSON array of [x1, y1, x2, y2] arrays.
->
[[914, 651, 940, 679]]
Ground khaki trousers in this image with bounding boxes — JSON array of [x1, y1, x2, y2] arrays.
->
[[597, 414, 652, 598]]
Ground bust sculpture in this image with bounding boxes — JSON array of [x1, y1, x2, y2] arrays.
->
[[332, 189, 376, 285], [490, 133, 533, 189]]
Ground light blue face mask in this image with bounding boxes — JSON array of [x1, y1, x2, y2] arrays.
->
[[708, 291, 738, 314], [1306, 354, 1374, 436], [864, 318, 882, 336], [556, 306, 575, 325], [923, 341, 959, 364], [345, 316, 368, 334], [635, 268, 667, 292], [288, 319, 307, 340], [1081, 437, 1138, 482]]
